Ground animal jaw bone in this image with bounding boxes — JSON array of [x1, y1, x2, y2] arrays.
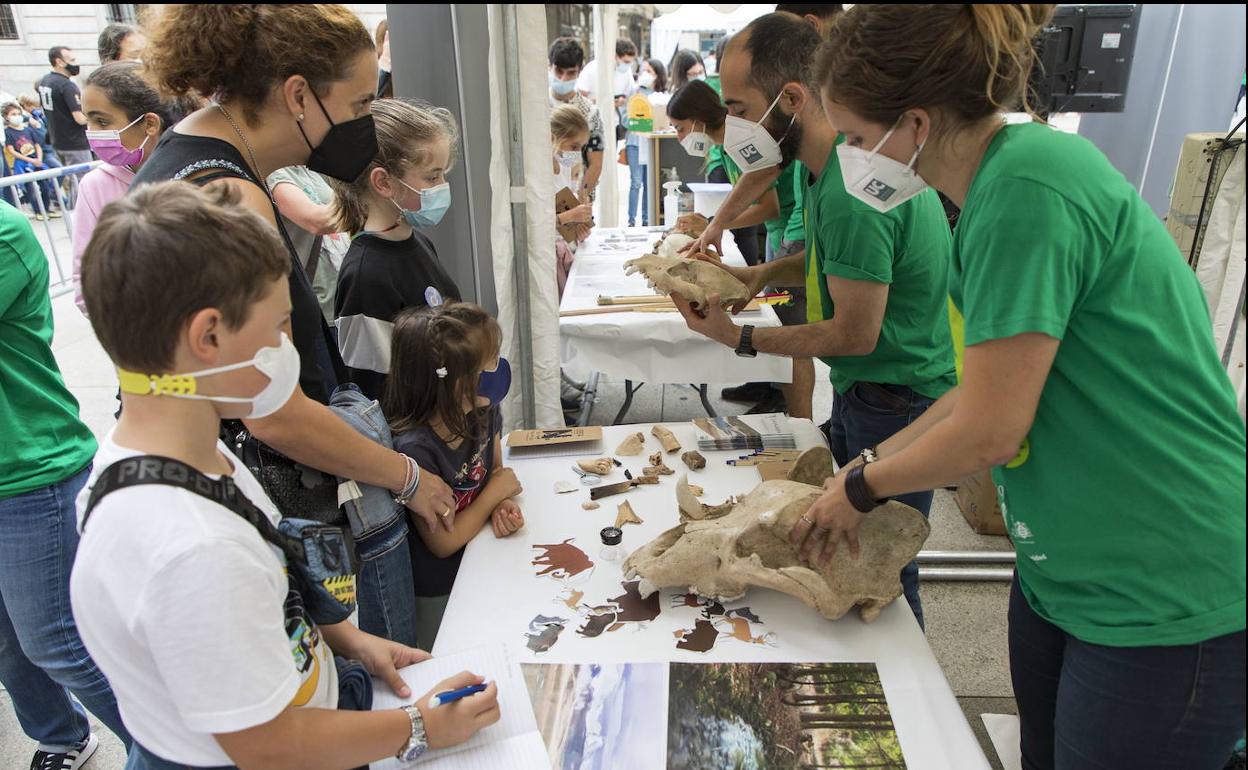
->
[[624, 479, 929, 622], [675, 474, 736, 521], [623, 253, 752, 310]]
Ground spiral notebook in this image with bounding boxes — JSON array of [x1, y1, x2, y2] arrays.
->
[[369, 645, 547, 770]]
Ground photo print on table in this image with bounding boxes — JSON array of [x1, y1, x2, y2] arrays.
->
[[668, 662, 906, 770]]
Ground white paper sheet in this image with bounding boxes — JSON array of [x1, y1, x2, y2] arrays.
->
[[369, 645, 542, 770], [982, 713, 1023, 770]]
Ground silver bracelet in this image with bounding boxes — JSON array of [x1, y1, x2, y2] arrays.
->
[[393, 455, 421, 505]]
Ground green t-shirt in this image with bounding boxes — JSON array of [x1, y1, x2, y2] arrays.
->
[[952, 122, 1246, 647], [765, 163, 802, 251], [0, 204, 96, 497], [704, 144, 741, 184], [803, 142, 957, 399], [783, 160, 806, 245]]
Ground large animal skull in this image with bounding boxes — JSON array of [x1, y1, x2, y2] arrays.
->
[[624, 253, 752, 310], [624, 478, 929, 622]]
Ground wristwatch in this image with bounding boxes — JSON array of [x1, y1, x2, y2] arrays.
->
[[735, 325, 757, 358], [396, 704, 429, 762]]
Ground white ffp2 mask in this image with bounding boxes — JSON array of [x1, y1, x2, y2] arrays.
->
[[838, 117, 929, 213], [680, 122, 711, 158], [117, 333, 301, 419], [722, 92, 794, 173]]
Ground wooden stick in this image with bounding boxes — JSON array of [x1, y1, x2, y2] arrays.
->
[[560, 300, 761, 318], [597, 294, 668, 306]]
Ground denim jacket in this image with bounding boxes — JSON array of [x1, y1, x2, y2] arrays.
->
[[327, 385, 405, 538]]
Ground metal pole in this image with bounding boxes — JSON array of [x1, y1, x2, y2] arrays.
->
[[916, 551, 1016, 564], [594, 3, 620, 228], [1223, 274, 1246, 369], [501, 5, 537, 427], [918, 567, 1014, 582]]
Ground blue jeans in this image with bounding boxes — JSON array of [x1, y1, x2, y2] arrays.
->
[[1009, 576, 1245, 770], [825, 382, 936, 630], [0, 466, 132, 752], [354, 512, 419, 647], [626, 143, 647, 226]]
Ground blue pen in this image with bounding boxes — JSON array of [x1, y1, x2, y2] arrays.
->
[[428, 682, 489, 709]]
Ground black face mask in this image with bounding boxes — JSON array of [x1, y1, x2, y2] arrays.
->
[[296, 89, 378, 183], [65, 63, 81, 77]]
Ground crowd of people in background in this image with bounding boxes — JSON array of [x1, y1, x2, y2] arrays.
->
[[0, 4, 1243, 770]]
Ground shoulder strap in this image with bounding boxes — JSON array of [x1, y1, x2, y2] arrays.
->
[[82, 456, 305, 564]]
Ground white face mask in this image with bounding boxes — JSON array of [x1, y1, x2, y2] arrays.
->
[[616, 61, 634, 76], [549, 72, 577, 97], [722, 92, 794, 173], [691, 74, 707, 82], [117, 333, 301, 419], [557, 149, 581, 169], [6, 114, 23, 128], [638, 72, 656, 90], [680, 122, 710, 158], [838, 116, 929, 213]]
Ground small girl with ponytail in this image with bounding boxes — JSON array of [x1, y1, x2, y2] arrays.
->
[[383, 302, 524, 650], [332, 98, 464, 402]]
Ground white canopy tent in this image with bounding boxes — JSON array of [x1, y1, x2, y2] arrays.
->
[[649, 4, 774, 67]]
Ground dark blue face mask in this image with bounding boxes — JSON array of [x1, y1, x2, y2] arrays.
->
[[478, 357, 512, 406]]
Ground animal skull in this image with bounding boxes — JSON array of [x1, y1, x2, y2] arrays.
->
[[624, 479, 929, 622], [624, 253, 752, 310], [654, 232, 696, 258]]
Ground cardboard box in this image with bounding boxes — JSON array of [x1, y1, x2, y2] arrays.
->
[[954, 471, 1007, 536], [1165, 131, 1245, 260]]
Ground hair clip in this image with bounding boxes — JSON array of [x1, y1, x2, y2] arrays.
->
[[435, 366, 448, 379]]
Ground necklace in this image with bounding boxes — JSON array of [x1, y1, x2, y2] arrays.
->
[[216, 103, 269, 193]]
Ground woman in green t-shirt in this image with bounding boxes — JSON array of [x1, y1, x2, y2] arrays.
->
[[795, 5, 1246, 769]]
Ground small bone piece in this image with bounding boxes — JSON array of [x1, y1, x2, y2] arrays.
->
[[615, 432, 645, 456], [577, 458, 614, 476], [652, 425, 682, 454], [681, 451, 707, 471], [676, 474, 733, 521], [688, 484, 705, 497], [582, 501, 601, 511], [615, 500, 643, 527], [643, 451, 676, 477], [787, 446, 836, 487], [554, 481, 577, 494]]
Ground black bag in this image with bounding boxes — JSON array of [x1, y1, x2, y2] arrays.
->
[[222, 420, 342, 524]]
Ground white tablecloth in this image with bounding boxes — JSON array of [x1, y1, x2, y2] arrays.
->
[[560, 227, 793, 384], [435, 418, 991, 770]]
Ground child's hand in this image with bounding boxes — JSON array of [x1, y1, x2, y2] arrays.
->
[[490, 499, 524, 538], [490, 467, 523, 500], [417, 672, 500, 750]]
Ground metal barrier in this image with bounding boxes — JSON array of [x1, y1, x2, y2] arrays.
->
[[0, 161, 101, 298]]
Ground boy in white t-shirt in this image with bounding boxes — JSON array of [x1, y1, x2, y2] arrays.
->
[[70, 182, 500, 769]]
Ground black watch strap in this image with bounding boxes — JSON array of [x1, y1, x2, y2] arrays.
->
[[845, 464, 887, 513], [735, 324, 757, 358]]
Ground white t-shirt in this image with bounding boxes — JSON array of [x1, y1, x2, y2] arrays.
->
[[71, 432, 338, 765], [577, 58, 637, 100]]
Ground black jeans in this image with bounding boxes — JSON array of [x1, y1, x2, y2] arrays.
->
[[1009, 575, 1246, 770]]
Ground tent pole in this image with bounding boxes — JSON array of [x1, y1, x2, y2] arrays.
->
[[501, 4, 537, 427], [595, 4, 620, 228]]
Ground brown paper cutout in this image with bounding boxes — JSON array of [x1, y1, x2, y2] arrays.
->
[[524, 615, 567, 654], [577, 611, 619, 638], [531, 539, 594, 580], [675, 619, 720, 653], [608, 580, 662, 623]]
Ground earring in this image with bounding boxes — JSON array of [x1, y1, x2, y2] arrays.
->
[[298, 113, 305, 121]]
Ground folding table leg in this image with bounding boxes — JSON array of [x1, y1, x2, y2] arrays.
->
[[692, 384, 717, 418], [613, 381, 644, 425], [575, 372, 600, 427]]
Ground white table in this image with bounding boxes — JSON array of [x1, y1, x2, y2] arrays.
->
[[561, 227, 793, 424], [435, 418, 991, 770]]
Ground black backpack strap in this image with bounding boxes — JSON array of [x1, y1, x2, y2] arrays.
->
[[82, 456, 305, 564]]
